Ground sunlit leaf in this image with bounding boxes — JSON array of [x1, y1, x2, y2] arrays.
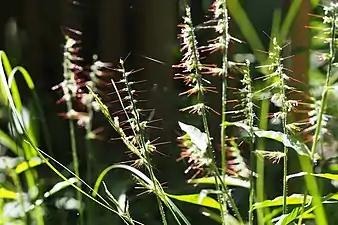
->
[[287, 172, 338, 181], [167, 193, 221, 210], [254, 130, 311, 156], [0, 188, 16, 199], [44, 177, 78, 198], [312, 173, 338, 181], [273, 207, 315, 225], [253, 194, 312, 210], [274, 207, 302, 225], [189, 176, 250, 188], [15, 157, 43, 174], [222, 122, 311, 156], [222, 121, 253, 133], [178, 122, 208, 152]]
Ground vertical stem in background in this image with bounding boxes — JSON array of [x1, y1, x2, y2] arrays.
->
[[220, 0, 229, 179], [85, 105, 93, 185], [67, 98, 83, 225], [256, 99, 269, 224], [280, 69, 288, 215], [310, 10, 336, 159], [243, 61, 255, 225], [63, 47, 83, 225], [220, 2, 229, 220]]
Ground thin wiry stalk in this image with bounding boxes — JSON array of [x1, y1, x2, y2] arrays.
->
[[297, 190, 308, 225], [85, 106, 93, 181], [256, 99, 269, 224], [280, 67, 289, 215], [62, 39, 83, 225], [84, 84, 94, 225], [261, 38, 290, 214], [311, 4, 337, 159], [119, 61, 168, 225], [67, 80, 83, 225], [219, 1, 230, 221], [243, 61, 255, 225]]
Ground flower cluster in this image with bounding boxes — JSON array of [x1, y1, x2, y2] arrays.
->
[[173, 6, 216, 105], [177, 122, 212, 178], [226, 139, 252, 178], [53, 28, 110, 140], [255, 38, 300, 124], [108, 59, 159, 167]]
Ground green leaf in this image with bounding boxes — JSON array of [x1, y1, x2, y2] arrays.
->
[[0, 51, 13, 106], [312, 173, 338, 181], [92, 164, 191, 225], [15, 157, 43, 174], [178, 122, 208, 152], [189, 176, 250, 189], [253, 194, 312, 210], [167, 193, 221, 210], [43, 177, 78, 198], [0, 129, 23, 154], [287, 172, 338, 181], [280, 0, 302, 42], [0, 187, 16, 199], [222, 122, 310, 156], [227, 1, 265, 63], [222, 121, 253, 133], [254, 130, 311, 156], [273, 207, 315, 225], [274, 207, 302, 225]]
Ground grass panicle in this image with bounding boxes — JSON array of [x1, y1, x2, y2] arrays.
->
[[52, 28, 83, 224]]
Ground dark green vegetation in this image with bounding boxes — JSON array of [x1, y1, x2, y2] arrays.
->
[[3, 0, 338, 224]]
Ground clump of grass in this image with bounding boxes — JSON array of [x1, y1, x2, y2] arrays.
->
[[91, 58, 192, 225], [4, 2, 338, 225], [174, 1, 247, 224]]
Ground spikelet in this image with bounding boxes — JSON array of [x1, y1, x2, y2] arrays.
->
[[104, 58, 161, 167]]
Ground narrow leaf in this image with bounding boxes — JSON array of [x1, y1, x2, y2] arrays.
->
[[178, 122, 208, 152], [287, 172, 338, 182], [0, 187, 16, 199], [274, 207, 301, 225], [227, 1, 265, 63], [254, 130, 311, 156], [253, 194, 312, 210], [280, 0, 302, 42], [167, 193, 221, 210], [189, 176, 250, 188], [44, 177, 78, 198], [0, 129, 23, 154], [222, 122, 310, 156], [15, 157, 43, 174]]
